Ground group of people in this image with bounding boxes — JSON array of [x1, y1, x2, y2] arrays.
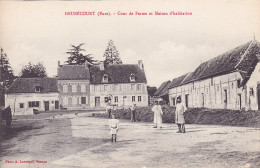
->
[[107, 96, 187, 142], [152, 96, 187, 133]]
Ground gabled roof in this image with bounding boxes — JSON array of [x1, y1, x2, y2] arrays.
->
[[89, 64, 147, 84], [183, 40, 260, 84], [169, 40, 260, 88], [6, 77, 58, 94], [154, 80, 171, 96], [57, 65, 90, 80], [169, 73, 190, 89]]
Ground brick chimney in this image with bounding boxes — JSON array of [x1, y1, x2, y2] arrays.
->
[[100, 61, 105, 71], [138, 60, 144, 69]]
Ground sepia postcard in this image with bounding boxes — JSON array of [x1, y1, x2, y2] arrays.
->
[[0, 0, 260, 168]]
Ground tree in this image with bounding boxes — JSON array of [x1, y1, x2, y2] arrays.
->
[[20, 62, 47, 78], [103, 40, 122, 65], [65, 43, 96, 65], [0, 48, 15, 89]]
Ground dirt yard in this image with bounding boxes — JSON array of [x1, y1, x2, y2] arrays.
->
[[0, 112, 260, 168]]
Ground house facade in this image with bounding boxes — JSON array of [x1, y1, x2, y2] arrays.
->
[[57, 63, 91, 110], [169, 40, 260, 111], [5, 78, 59, 115], [89, 61, 148, 108]]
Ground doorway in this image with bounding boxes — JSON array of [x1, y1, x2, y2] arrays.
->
[[201, 93, 204, 107], [257, 84, 260, 110], [44, 101, 49, 111], [185, 94, 189, 108], [238, 94, 242, 110], [55, 101, 59, 109], [95, 97, 100, 107], [224, 89, 227, 109]]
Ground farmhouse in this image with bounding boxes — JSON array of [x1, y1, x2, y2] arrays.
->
[[57, 60, 148, 109], [169, 39, 260, 110], [57, 62, 91, 110], [5, 77, 59, 115], [89, 60, 148, 108]]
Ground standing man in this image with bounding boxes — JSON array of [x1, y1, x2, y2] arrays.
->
[[152, 101, 163, 128], [175, 96, 187, 133], [131, 102, 137, 122], [106, 102, 112, 119]]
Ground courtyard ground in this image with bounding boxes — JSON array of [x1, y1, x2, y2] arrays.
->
[[0, 112, 260, 168]]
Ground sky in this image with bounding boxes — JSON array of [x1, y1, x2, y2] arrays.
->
[[0, 0, 259, 87]]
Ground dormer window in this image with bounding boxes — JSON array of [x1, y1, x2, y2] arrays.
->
[[35, 86, 41, 92], [103, 74, 108, 83], [130, 73, 135, 82]]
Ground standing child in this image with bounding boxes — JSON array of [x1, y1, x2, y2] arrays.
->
[[109, 114, 119, 142]]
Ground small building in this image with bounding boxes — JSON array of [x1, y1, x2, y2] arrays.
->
[[153, 80, 171, 104], [57, 62, 91, 110], [89, 60, 148, 108], [5, 77, 59, 115], [169, 40, 260, 110]]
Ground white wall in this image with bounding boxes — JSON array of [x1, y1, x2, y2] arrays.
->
[[5, 92, 59, 115], [169, 71, 252, 110], [90, 83, 148, 108]]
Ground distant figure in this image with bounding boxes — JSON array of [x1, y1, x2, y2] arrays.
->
[[131, 102, 137, 122], [109, 114, 119, 142], [106, 102, 112, 119], [175, 96, 187, 133], [152, 101, 163, 128], [3, 106, 12, 127]]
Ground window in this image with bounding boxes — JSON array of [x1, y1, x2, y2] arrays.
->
[[103, 74, 108, 83], [81, 85, 86, 92], [28, 101, 40, 108], [138, 96, 142, 102], [95, 85, 99, 92], [132, 96, 135, 102], [35, 86, 41, 92], [137, 84, 142, 90], [104, 85, 108, 92], [114, 84, 118, 91], [130, 73, 135, 82], [123, 84, 126, 91], [72, 97, 77, 105], [72, 85, 77, 92], [63, 97, 68, 105], [131, 84, 135, 91], [63, 85, 68, 93], [81, 97, 86, 104], [20, 103, 24, 108], [114, 96, 118, 103]]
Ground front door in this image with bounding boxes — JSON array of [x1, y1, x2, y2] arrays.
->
[[201, 93, 204, 107], [44, 101, 49, 111], [55, 101, 59, 109], [123, 96, 127, 107], [238, 94, 242, 110], [185, 94, 189, 108], [95, 97, 100, 107], [257, 84, 260, 110], [224, 89, 227, 109]]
